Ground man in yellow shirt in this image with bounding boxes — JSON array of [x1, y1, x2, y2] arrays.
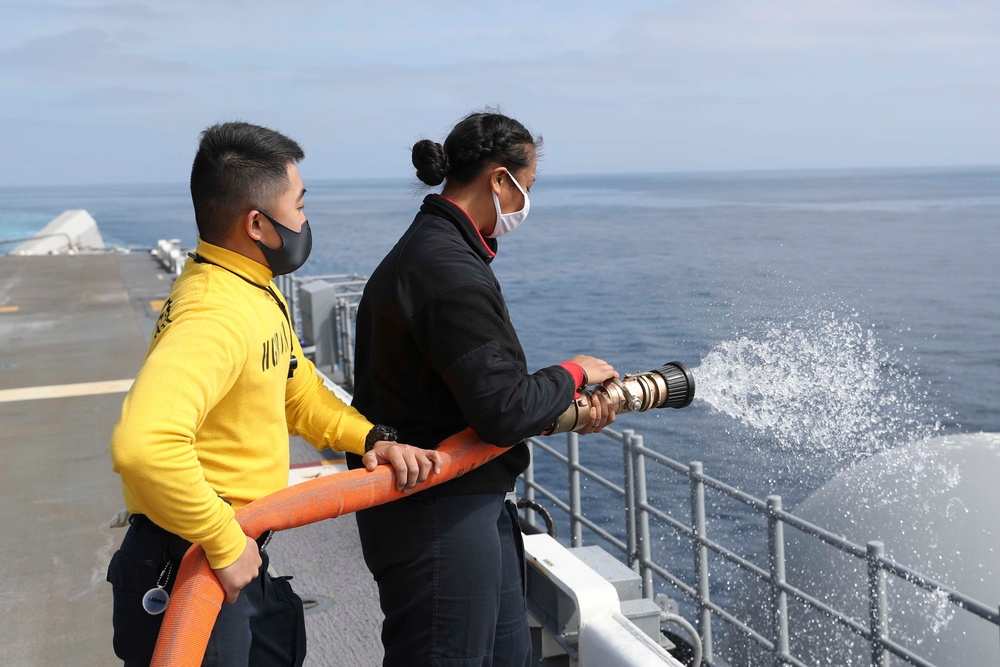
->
[[107, 121, 441, 666]]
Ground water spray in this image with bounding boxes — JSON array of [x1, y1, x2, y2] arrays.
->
[[548, 361, 696, 434]]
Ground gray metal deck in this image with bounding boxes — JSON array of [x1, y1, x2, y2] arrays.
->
[[0, 253, 383, 665]]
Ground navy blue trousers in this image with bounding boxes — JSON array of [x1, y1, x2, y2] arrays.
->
[[107, 516, 305, 667], [355, 492, 532, 667]]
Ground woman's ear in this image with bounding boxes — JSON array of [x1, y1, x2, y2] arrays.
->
[[489, 166, 507, 195]]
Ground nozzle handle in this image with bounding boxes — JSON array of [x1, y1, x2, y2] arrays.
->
[[545, 359, 696, 434], [655, 361, 696, 409]]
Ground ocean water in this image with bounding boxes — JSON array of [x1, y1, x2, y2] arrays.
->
[[2, 167, 997, 605]]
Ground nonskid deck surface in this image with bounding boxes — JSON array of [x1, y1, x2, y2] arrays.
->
[[0, 254, 384, 665]]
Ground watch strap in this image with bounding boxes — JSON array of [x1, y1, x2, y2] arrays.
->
[[364, 424, 398, 453]]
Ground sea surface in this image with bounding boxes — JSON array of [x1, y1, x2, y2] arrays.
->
[[2, 167, 997, 610]]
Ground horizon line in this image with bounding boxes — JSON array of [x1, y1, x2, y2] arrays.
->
[[2, 162, 999, 191]]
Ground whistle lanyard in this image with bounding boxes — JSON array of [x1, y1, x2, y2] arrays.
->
[[189, 253, 291, 328], [189, 253, 297, 378]]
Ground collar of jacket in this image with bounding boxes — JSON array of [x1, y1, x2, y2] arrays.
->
[[420, 194, 498, 264], [193, 237, 274, 286]]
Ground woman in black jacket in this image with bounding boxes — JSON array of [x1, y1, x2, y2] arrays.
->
[[349, 111, 618, 667]]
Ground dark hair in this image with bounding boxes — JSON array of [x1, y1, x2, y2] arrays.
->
[[412, 111, 542, 187], [190, 121, 305, 244]]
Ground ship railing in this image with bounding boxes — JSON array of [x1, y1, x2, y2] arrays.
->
[[520, 429, 1000, 667], [276, 272, 365, 335], [276, 273, 367, 389], [281, 269, 998, 665]]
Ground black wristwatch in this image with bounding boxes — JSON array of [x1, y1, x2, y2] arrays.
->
[[364, 424, 398, 453]]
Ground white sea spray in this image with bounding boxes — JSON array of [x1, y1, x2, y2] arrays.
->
[[691, 309, 946, 458]]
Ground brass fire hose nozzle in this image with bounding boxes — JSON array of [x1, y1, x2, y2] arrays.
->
[[548, 361, 696, 435]]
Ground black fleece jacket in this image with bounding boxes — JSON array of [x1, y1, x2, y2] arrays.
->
[[347, 194, 578, 495]]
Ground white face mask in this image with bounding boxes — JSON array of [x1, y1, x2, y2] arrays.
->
[[488, 170, 530, 238]]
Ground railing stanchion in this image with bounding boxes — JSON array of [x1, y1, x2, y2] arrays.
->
[[690, 460, 714, 663], [288, 276, 300, 335], [568, 431, 583, 547], [867, 541, 888, 667], [330, 298, 342, 370], [632, 434, 654, 599], [344, 303, 357, 389], [623, 429, 638, 572], [767, 495, 790, 667], [522, 440, 536, 530]]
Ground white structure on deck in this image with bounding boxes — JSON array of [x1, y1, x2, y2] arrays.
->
[[11, 210, 105, 255], [524, 533, 688, 667]]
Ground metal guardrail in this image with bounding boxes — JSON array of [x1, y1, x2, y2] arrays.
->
[[276, 268, 998, 666], [519, 429, 1000, 667], [276, 273, 367, 388], [276, 273, 365, 332]]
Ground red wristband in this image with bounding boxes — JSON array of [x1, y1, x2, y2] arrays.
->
[[560, 361, 587, 398]]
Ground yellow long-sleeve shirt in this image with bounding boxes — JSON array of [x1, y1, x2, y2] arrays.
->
[[111, 240, 372, 569]]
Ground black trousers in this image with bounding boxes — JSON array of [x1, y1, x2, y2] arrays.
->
[[355, 492, 532, 667], [106, 515, 305, 667]]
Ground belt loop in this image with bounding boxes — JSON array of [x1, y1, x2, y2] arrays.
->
[[128, 514, 193, 562]]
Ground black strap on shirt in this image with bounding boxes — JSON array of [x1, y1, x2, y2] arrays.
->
[[189, 253, 298, 378]]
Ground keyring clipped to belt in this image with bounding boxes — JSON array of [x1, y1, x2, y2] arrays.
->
[[135, 519, 274, 616]]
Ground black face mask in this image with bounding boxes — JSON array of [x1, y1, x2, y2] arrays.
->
[[255, 210, 312, 276]]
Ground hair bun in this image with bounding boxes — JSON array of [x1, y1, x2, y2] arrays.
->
[[411, 139, 449, 186]]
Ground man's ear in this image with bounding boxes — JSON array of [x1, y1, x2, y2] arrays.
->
[[244, 209, 263, 242]]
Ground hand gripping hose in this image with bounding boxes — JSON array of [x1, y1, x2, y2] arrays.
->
[[150, 428, 505, 667]]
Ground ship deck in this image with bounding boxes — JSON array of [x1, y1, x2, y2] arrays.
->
[[0, 253, 384, 665]]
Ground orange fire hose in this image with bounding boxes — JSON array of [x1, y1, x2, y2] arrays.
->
[[150, 428, 506, 667]]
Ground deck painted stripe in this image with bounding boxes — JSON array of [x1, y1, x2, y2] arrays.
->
[[150, 299, 165, 312], [0, 378, 134, 403], [289, 459, 343, 469], [0, 305, 20, 313]]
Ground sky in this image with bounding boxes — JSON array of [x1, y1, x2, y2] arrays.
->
[[2, 0, 999, 186]]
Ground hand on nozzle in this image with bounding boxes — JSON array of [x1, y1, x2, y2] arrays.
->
[[569, 355, 619, 386], [578, 385, 617, 434]]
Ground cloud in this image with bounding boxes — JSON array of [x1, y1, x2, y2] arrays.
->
[[626, 0, 1000, 55], [2, 0, 999, 185], [0, 28, 203, 83], [282, 0, 1000, 106], [68, 85, 175, 106], [4, 1, 171, 21]]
